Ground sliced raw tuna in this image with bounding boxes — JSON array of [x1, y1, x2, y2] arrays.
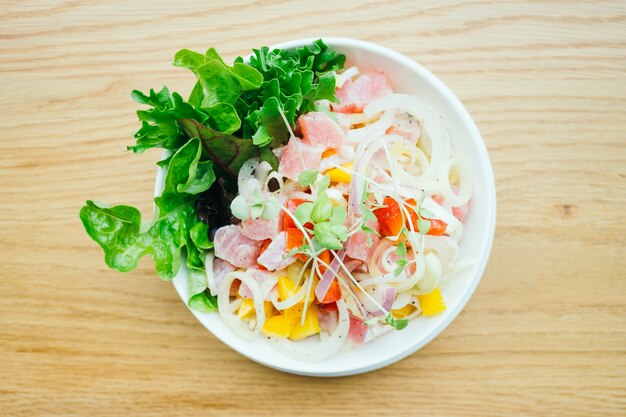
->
[[347, 313, 368, 345], [257, 232, 297, 271], [278, 136, 324, 181], [332, 70, 393, 113], [298, 112, 345, 149], [210, 258, 236, 296], [346, 219, 380, 262], [214, 225, 263, 269], [241, 217, 279, 241], [317, 304, 339, 333]]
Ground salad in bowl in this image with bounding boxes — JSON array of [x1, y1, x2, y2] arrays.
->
[[80, 38, 494, 375]]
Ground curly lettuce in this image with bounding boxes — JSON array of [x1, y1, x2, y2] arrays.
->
[[80, 40, 345, 312]]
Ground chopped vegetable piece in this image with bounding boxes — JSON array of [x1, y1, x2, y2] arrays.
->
[[290, 304, 321, 340], [318, 279, 341, 304], [391, 304, 416, 319], [418, 288, 446, 316], [237, 298, 255, 319], [373, 197, 403, 237], [325, 163, 353, 183], [262, 315, 292, 338]]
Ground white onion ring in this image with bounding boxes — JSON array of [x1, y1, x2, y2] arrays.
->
[[205, 252, 217, 296], [335, 66, 360, 88], [365, 94, 450, 180], [269, 299, 350, 361], [438, 158, 472, 207], [271, 283, 308, 310], [347, 110, 395, 143], [217, 271, 266, 339], [391, 292, 412, 310], [424, 236, 459, 273]]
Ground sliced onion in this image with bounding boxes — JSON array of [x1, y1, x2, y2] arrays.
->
[[217, 271, 266, 339], [365, 94, 450, 181], [269, 299, 350, 361], [205, 252, 217, 295], [347, 110, 395, 144], [315, 250, 345, 302], [358, 272, 404, 287], [394, 253, 427, 292], [271, 283, 308, 310], [412, 253, 441, 294], [438, 157, 472, 207], [391, 292, 412, 310], [377, 284, 396, 311], [424, 236, 459, 273], [368, 238, 395, 276], [335, 66, 360, 88]]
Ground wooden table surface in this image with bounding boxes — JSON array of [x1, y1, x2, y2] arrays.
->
[[2, 1, 625, 416]]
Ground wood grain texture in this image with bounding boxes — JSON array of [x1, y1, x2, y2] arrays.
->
[[1, 1, 625, 416]]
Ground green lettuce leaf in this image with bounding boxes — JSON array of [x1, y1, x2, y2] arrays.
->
[[128, 87, 208, 153], [79, 194, 193, 280], [188, 291, 218, 312], [165, 138, 216, 195]]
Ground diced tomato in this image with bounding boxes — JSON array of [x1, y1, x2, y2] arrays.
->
[[318, 279, 341, 304], [424, 219, 447, 236], [317, 250, 331, 276], [375, 196, 448, 237], [285, 227, 308, 262], [282, 199, 307, 230], [319, 301, 338, 311], [405, 198, 419, 230], [373, 197, 403, 237], [404, 197, 448, 236]]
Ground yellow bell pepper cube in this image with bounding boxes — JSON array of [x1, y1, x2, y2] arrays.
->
[[237, 299, 275, 320], [391, 304, 416, 319], [264, 301, 275, 318], [282, 303, 304, 324], [289, 304, 320, 341], [418, 288, 446, 317], [237, 299, 255, 319], [277, 276, 296, 301], [325, 163, 353, 183], [262, 314, 292, 338]]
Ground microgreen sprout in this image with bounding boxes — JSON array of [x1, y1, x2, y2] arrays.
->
[[298, 169, 318, 187], [230, 189, 280, 221]]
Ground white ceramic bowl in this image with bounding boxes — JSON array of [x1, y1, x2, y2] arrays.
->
[[154, 37, 496, 376]]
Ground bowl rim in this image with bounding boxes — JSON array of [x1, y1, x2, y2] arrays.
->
[[154, 37, 496, 376]]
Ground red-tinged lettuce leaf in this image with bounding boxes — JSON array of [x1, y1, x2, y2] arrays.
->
[[179, 118, 259, 181]]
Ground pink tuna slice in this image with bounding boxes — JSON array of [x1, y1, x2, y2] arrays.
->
[[332, 70, 393, 113], [278, 136, 324, 181], [347, 313, 368, 345], [386, 125, 420, 146], [298, 111, 345, 149], [241, 216, 279, 241], [317, 306, 339, 334], [210, 258, 236, 296], [257, 232, 297, 271], [214, 225, 263, 269], [346, 219, 380, 262]]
